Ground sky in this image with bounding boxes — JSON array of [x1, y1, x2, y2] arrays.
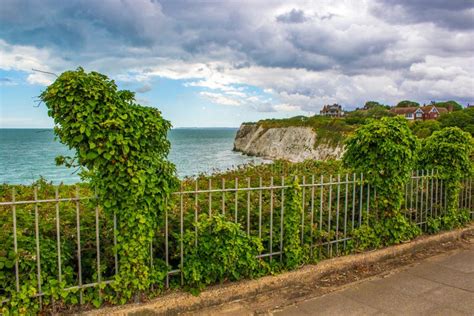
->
[[0, 0, 473, 128]]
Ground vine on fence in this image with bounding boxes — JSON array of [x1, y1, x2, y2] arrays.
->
[[282, 177, 306, 269], [419, 127, 473, 212], [40, 68, 178, 303]]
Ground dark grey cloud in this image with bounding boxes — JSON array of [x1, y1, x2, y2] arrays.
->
[[276, 9, 308, 23], [0, 0, 473, 110], [373, 0, 474, 30]]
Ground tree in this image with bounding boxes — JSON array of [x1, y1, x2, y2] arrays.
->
[[438, 108, 474, 135], [434, 100, 463, 111], [40, 68, 178, 302], [419, 127, 473, 211], [396, 100, 419, 108], [343, 116, 419, 214], [364, 101, 390, 110]]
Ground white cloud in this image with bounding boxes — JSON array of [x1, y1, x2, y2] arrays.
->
[[199, 92, 241, 106], [0, 39, 67, 85], [1, 0, 473, 115]]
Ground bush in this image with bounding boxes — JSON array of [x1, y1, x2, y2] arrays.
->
[[349, 212, 421, 251], [410, 120, 441, 139], [427, 209, 471, 234], [377, 212, 421, 245], [182, 214, 263, 294], [343, 116, 419, 214]]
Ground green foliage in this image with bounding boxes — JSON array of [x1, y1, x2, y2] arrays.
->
[[377, 212, 421, 244], [434, 100, 463, 111], [345, 107, 394, 125], [282, 177, 305, 269], [256, 115, 354, 146], [348, 224, 381, 251], [181, 214, 263, 294], [419, 127, 473, 211], [343, 116, 419, 214], [364, 101, 389, 109], [349, 212, 421, 251], [409, 120, 441, 139], [438, 108, 474, 136], [396, 100, 420, 108], [0, 180, 115, 314], [39, 68, 178, 303], [427, 209, 471, 234]]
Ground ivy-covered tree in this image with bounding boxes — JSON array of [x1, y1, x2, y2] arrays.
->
[[40, 68, 178, 303], [419, 127, 473, 211], [343, 116, 419, 215]]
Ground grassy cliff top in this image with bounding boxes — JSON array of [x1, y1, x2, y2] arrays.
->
[[248, 115, 356, 146]]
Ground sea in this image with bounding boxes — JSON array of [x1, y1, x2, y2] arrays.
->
[[0, 128, 267, 184]]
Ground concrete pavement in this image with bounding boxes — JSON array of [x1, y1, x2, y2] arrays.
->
[[274, 242, 474, 315]]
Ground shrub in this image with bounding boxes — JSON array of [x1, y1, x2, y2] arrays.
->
[[377, 212, 421, 245], [427, 209, 471, 234], [410, 120, 441, 139], [343, 116, 419, 215], [348, 224, 381, 251], [419, 127, 473, 211], [349, 212, 421, 251], [182, 214, 263, 294]]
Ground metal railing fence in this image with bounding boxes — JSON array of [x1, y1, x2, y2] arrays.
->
[[0, 170, 472, 308]]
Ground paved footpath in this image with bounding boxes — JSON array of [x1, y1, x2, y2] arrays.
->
[[274, 242, 474, 316]]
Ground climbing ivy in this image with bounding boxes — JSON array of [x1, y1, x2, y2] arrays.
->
[[419, 127, 473, 212], [343, 116, 419, 215], [40, 68, 178, 303], [282, 177, 306, 269]]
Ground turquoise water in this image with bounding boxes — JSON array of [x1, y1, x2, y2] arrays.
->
[[0, 128, 266, 184]]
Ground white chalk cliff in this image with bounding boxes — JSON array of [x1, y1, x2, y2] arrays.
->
[[233, 123, 344, 162]]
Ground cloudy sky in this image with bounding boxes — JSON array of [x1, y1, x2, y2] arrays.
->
[[0, 0, 473, 127]]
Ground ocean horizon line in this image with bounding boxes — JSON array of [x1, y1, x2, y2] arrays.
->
[[0, 126, 240, 130]]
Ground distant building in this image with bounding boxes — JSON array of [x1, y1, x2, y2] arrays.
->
[[390, 105, 448, 120], [320, 104, 344, 117]]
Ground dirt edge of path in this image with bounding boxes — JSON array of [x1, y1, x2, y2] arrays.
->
[[81, 225, 474, 316]]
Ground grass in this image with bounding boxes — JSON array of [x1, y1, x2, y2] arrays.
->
[[249, 115, 356, 147]]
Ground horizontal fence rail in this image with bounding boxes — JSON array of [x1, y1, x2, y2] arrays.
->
[[0, 170, 472, 308]]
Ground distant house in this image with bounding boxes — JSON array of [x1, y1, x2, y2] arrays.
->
[[390, 106, 448, 120], [320, 104, 344, 117]]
